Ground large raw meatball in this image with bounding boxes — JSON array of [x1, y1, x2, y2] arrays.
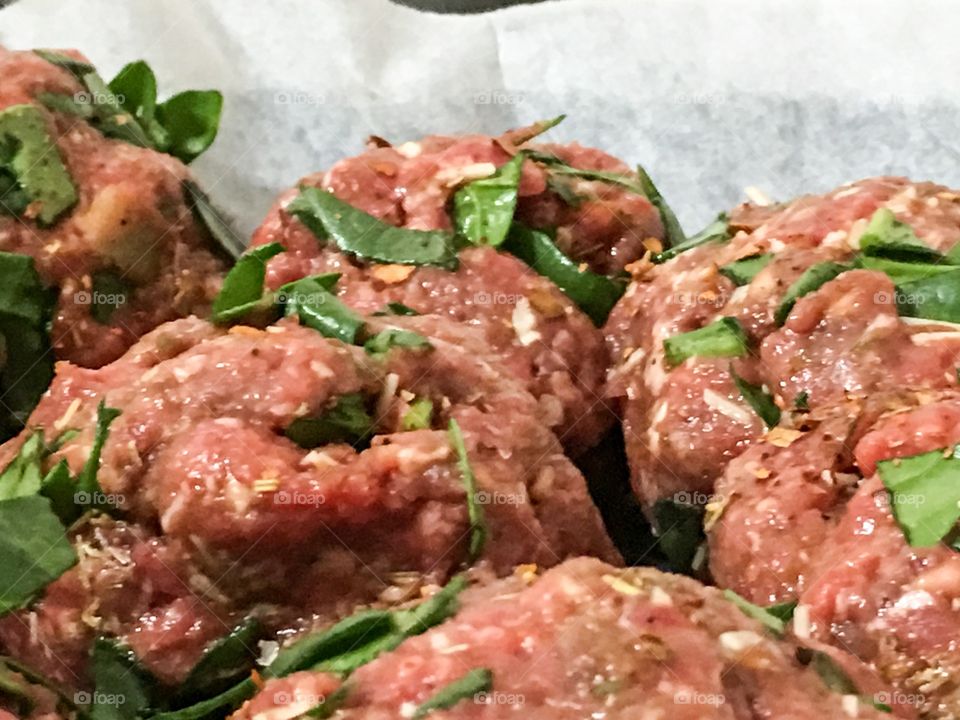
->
[[605, 177, 960, 506], [709, 390, 960, 718], [236, 557, 903, 720], [0, 47, 227, 368], [250, 128, 665, 453], [0, 314, 617, 688]]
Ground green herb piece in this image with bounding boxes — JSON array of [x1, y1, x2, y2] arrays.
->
[[503, 115, 565, 145], [211, 242, 284, 323], [155, 90, 223, 164], [719, 253, 774, 286], [856, 255, 957, 285], [281, 275, 366, 344], [804, 651, 891, 713], [730, 366, 781, 428], [503, 225, 625, 325], [0, 433, 47, 500], [858, 208, 943, 263], [0, 495, 77, 615], [80, 71, 152, 148], [723, 589, 795, 635], [89, 638, 154, 720], [0, 104, 77, 225], [184, 181, 246, 261], [877, 445, 960, 547], [173, 618, 262, 706], [636, 164, 685, 248], [149, 679, 257, 720], [448, 420, 486, 563], [794, 391, 810, 411], [653, 213, 731, 263], [90, 271, 130, 324], [413, 668, 492, 718], [537, 161, 646, 195], [454, 154, 523, 247], [39, 460, 74, 525], [372, 302, 420, 317], [896, 270, 960, 324], [36, 91, 95, 118], [289, 187, 459, 269], [364, 329, 432, 356], [32, 49, 95, 77], [305, 685, 351, 718], [774, 261, 851, 326], [651, 499, 706, 576], [73, 400, 122, 515], [108, 60, 168, 149], [401, 398, 434, 431], [285, 394, 374, 448], [0, 655, 79, 716], [663, 317, 748, 367]]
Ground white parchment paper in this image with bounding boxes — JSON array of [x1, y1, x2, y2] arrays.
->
[[2, 0, 959, 239]]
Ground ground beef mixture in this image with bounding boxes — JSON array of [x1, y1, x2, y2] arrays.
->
[[234, 558, 902, 720], [0, 314, 617, 688], [0, 47, 226, 368], [250, 129, 665, 453]]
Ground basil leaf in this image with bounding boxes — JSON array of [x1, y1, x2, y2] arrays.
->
[[538, 162, 646, 196], [0, 252, 55, 441], [0, 495, 77, 615], [211, 242, 285, 323], [731, 366, 781, 428], [81, 71, 153, 149], [794, 391, 810, 411], [767, 600, 799, 625], [401, 398, 434, 431], [413, 668, 492, 718], [454, 154, 523, 247], [173, 618, 262, 705], [108, 60, 169, 149], [774, 261, 851, 326], [662, 317, 748, 367], [653, 213, 730, 263], [0, 433, 46, 500], [503, 225, 625, 326], [73, 400, 122, 514], [636, 164, 685, 249], [36, 91, 95, 119], [91, 271, 130, 324], [719, 253, 774, 286], [449, 419, 487, 563], [502, 115, 565, 145], [39, 460, 74, 524], [723, 589, 794, 635], [363, 329, 432, 356], [285, 394, 373, 449], [289, 187, 459, 269], [183, 181, 246, 261], [651, 498, 706, 575], [90, 638, 154, 720], [149, 679, 257, 720], [156, 90, 223, 164], [0, 104, 78, 225], [857, 255, 957, 285], [859, 208, 943, 263], [877, 445, 960, 547], [281, 275, 366, 344], [896, 270, 960, 324]]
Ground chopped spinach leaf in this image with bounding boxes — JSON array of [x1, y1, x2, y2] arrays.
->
[[372, 302, 420, 317], [502, 115, 565, 145], [90, 271, 130, 324], [281, 275, 366, 344], [454, 154, 523, 247], [794, 391, 810, 411], [285, 394, 374, 449], [719, 253, 774, 286], [449, 419, 487, 563], [896, 269, 960, 324], [211, 242, 285, 323], [73, 400, 122, 515], [503, 225, 625, 325], [289, 187, 459, 269], [32, 49, 95, 77], [859, 208, 943, 263], [0, 495, 77, 615], [90, 638, 154, 720], [877, 445, 960, 547], [774, 261, 851, 326], [0, 433, 47, 500], [730, 366, 781, 428], [173, 618, 262, 706], [413, 668, 492, 718], [653, 213, 730, 263], [663, 317, 748, 367], [856, 255, 957, 285], [0, 104, 77, 225], [155, 90, 223, 164], [304, 685, 351, 718], [651, 499, 706, 576]]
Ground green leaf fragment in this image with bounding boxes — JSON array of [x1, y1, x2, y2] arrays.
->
[[211, 242, 285, 323], [663, 317, 748, 367], [454, 154, 523, 247], [719, 253, 774, 286], [413, 668, 493, 718], [877, 445, 960, 547], [448, 420, 487, 563], [730, 366, 781, 428], [285, 393, 374, 449], [774, 261, 851, 326], [281, 275, 366, 344]]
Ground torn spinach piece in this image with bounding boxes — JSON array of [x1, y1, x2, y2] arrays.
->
[[662, 317, 748, 367], [211, 242, 285, 323], [173, 617, 263, 706], [877, 445, 960, 547], [719, 253, 774, 286], [774, 261, 851, 326], [651, 498, 706, 576], [363, 328, 432, 356], [413, 668, 493, 718], [281, 275, 366, 344], [636, 164, 685, 249], [454, 153, 523, 247], [285, 394, 374, 449], [449, 419, 487, 563], [896, 269, 960, 324], [184, 181, 246, 262], [653, 213, 730, 264], [730, 366, 781, 428], [858, 208, 944, 263], [89, 638, 154, 720]]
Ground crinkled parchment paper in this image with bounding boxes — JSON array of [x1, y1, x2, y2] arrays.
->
[[2, 0, 959, 238]]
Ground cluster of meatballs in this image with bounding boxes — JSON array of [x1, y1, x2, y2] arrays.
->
[[0, 45, 958, 720]]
